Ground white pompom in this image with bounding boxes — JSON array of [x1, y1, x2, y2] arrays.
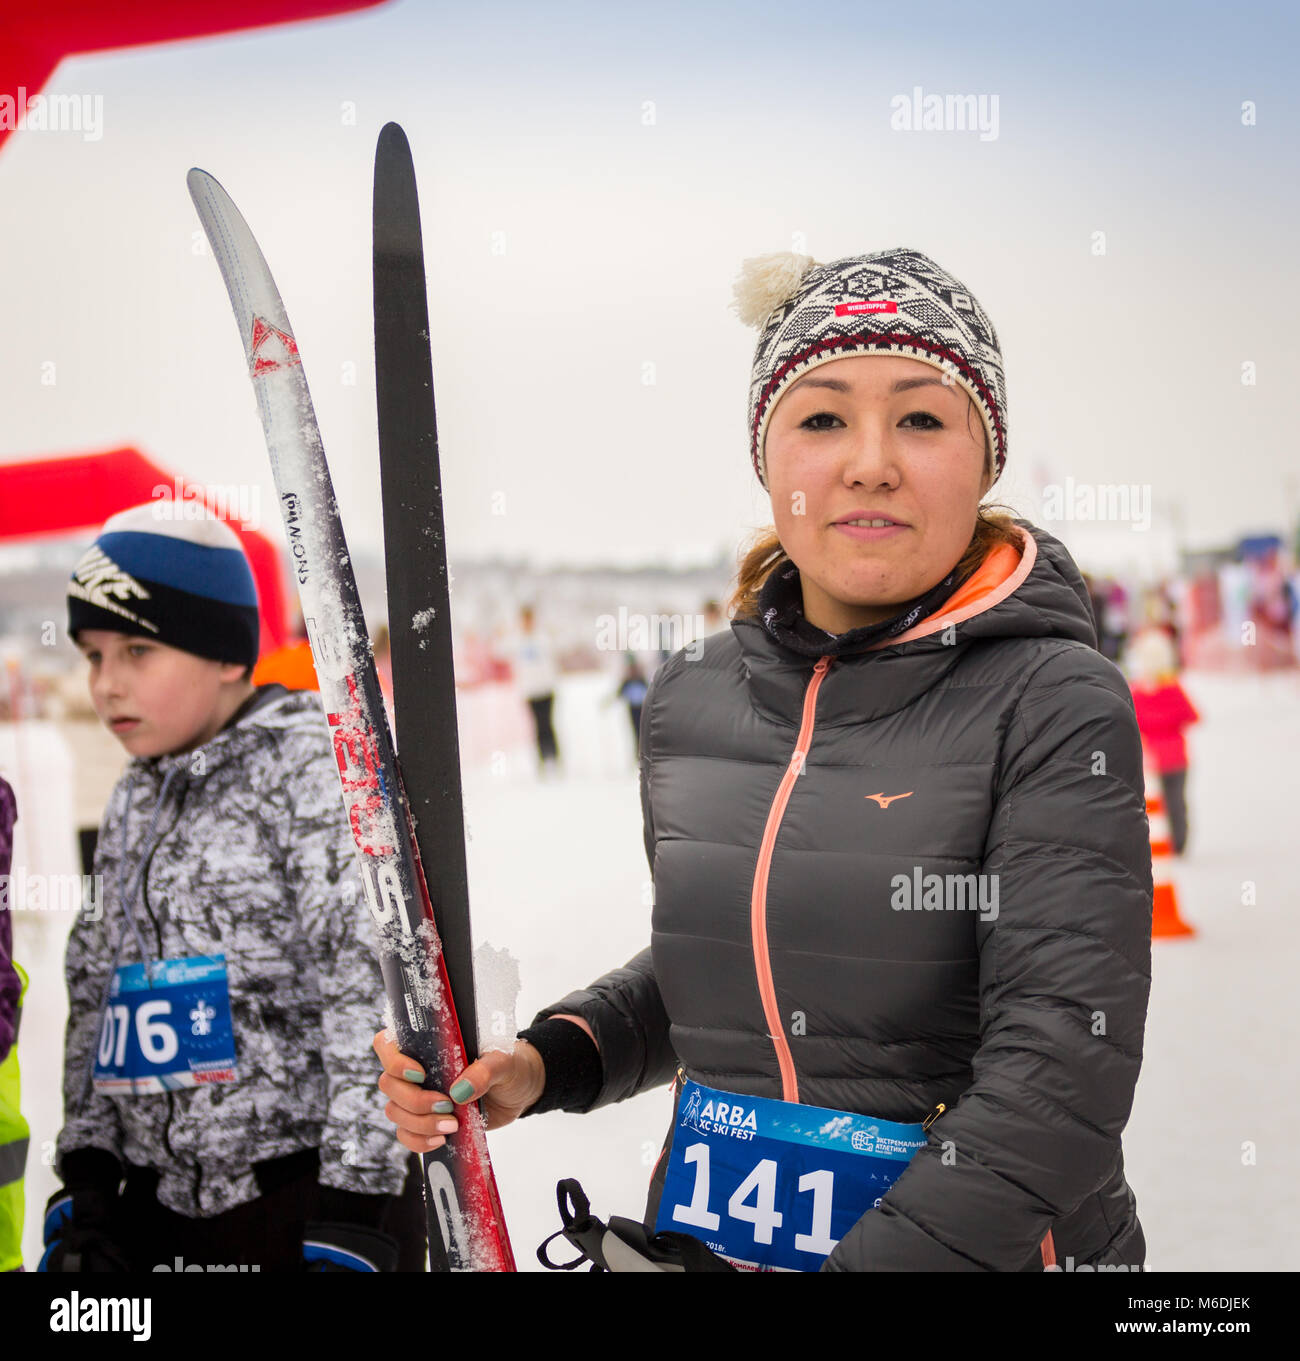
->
[[730, 252, 819, 329]]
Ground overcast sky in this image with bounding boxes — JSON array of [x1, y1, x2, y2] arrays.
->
[[1, 0, 1296, 574]]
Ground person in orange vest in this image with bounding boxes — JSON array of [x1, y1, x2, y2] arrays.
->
[[250, 636, 319, 691], [1127, 627, 1199, 856]]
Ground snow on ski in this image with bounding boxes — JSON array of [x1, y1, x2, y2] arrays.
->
[[186, 166, 514, 1273]]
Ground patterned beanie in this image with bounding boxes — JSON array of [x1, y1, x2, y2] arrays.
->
[[68, 504, 260, 667], [732, 248, 1008, 491]]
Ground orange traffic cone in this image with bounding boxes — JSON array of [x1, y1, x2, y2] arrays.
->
[[1146, 767, 1195, 939]]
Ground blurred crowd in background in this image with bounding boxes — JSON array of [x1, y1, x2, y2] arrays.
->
[[4, 529, 1298, 729]]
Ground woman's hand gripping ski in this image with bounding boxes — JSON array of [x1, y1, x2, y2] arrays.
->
[[372, 1029, 546, 1151]]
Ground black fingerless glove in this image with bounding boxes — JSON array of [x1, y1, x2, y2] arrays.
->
[[517, 1015, 602, 1116]]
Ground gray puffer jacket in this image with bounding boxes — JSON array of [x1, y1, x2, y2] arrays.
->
[[538, 520, 1152, 1272], [56, 685, 409, 1216]]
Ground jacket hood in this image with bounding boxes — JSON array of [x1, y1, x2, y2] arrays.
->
[[731, 519, 1099, 727], [924, 519, 1097, 650]]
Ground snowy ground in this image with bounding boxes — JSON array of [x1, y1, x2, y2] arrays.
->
[[1120, 671, 1300, 1273], [9, 668, 1300, 1271]]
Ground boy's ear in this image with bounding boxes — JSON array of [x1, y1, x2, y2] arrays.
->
[[217, 660, 252, 685]]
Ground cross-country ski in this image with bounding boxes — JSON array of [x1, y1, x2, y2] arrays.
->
[[186, 164, 513, 1273]]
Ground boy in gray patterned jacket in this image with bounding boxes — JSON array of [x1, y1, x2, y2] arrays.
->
[[43, 505, 420, 1273]]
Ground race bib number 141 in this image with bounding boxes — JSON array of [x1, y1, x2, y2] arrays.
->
[[655, 1078, 927, 1272]]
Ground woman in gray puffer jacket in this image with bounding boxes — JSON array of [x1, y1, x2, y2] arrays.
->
[[377, 248, 1152, 1273]]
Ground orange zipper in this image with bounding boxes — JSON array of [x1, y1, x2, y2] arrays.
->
[[648, 1068, 685, 1190], [744, 675, 1062, 1267], [750, 654, 832, 1104]]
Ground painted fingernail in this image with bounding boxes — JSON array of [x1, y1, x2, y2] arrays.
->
[[432, 1100, 455, 1114], [403, 1068, 424, 1083], [435, 1119, 458, 1134], [449, 1079, 474, 1103], [427, 1134, 446, 1149]]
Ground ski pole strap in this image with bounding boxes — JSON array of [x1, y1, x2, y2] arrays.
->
[[536, 1179, 737, 1274], [536, 1179, 606, 1271]]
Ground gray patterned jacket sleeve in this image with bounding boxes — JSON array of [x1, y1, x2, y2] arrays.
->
[[270, 721, 409, 1197]]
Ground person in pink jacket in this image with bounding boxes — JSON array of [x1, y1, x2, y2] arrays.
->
[[1127, 628, 1199, 855]]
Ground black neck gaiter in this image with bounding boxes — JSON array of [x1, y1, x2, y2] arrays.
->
[[755, 557, 976, 659]]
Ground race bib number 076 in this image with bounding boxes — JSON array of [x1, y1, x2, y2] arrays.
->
[[93, 955, 238, 1095], [655, 1078, 927, 1271]]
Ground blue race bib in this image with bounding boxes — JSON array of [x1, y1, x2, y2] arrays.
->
[[655, 1078, 927, 1271], [93, 955, 238, 1095]]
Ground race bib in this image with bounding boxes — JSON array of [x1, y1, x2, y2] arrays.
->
[[655, 1078, 927, 1272], [93, 955, 238, 1095]]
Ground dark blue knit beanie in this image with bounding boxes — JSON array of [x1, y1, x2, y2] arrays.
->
[[67, 504, 260, 667]]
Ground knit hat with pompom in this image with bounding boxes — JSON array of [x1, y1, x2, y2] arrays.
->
[[731, 248, 1008, 491]]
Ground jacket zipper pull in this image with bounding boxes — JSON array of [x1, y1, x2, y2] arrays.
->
[[788, 657, 832, 778], [922, 1102, 947, 1132]]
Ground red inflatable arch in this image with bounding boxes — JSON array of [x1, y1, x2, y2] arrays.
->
[[0, 446, 291, 655], [0, 2, 388, 651], [1, 0, 387, 154]]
